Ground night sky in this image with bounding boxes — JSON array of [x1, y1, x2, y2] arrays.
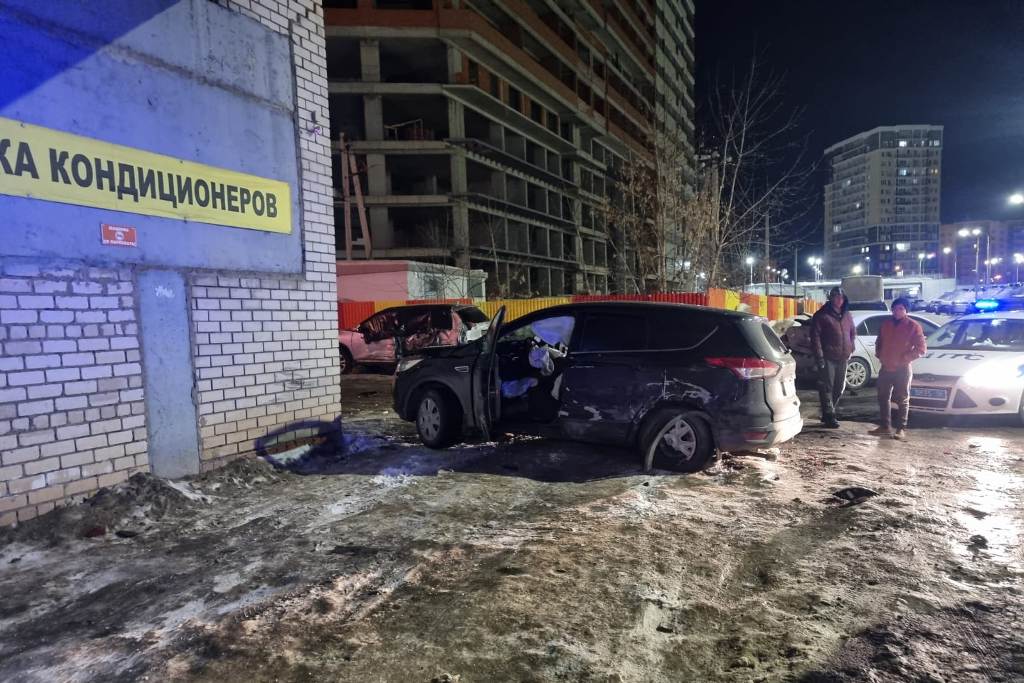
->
[[695, 0, 1024, 250]]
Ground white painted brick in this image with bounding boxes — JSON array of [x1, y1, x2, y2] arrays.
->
[[77, 337, 111, 352], [25, 355, 61, 370], [43, 339, 77, 353], [89, 392, 119, 407], [108, 310, 135, 323], [1, 309, 37, 324], [55, 396, 88, 411], [2, 445, 40, 466], [64, 380, 98, 396], [71, 281, 103, 294], [113, 363, 142, 377], [94, 444, 125, 462], [27, 384, 61, 400], [0, 278, 32, 293], [17, 295, 55, 309], [0, 388, 27, 404], [61, 352, 95, 366], [109, 336, 139, 350], [33, 280, 68, 294], [18, 399, 54, 417], [60, 451, 94, 468], [24, 457, 60, 476], [119, 389, 145, 402], [89, 296, 119, 309], [80, 365, 113, 380], [56, 296, 90, 309], [40, 440, 75, 458], [75, 311, 107, 324], [8, 370, 45, 386]]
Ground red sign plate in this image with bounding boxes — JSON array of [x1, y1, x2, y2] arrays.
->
[[101, 223, 137, 247]]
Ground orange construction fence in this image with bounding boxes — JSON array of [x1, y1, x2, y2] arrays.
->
[[339, 290, 822, 330]]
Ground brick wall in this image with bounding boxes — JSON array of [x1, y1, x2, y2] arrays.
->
[[0, 0, 339, 525], [193, 0, 340, 469], [0, 262, 148, 526]]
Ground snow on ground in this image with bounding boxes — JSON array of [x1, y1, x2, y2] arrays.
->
[[0, 374, 1022, 682]]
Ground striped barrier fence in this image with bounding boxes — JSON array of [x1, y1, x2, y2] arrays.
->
[[339, 290, 821, 329]]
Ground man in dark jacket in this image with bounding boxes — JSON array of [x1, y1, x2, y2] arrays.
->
[[809, 286, 856, 428]]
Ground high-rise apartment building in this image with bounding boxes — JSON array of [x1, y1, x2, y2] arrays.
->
[[939, 219, 1024, 285], [824, 125, 943, 278], [324, 0, 695, 296]]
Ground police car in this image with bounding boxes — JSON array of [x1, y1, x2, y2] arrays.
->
[[909, 311, 1024, 424]]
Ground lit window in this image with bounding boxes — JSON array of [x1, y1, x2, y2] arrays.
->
[[899, 168, 908, 176], [898, 140, 908, 147]]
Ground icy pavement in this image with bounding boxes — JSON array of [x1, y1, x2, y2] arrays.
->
[[0, 375, 1022, 682]]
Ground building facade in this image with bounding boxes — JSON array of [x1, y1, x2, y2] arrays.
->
[[824, 125, 943, 278], [324, 0, 695, 296], [939, 220, 1024, 285], [0, 0, 340, 525]]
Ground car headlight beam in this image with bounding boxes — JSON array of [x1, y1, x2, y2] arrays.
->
[[961, 359, 1024, 389]]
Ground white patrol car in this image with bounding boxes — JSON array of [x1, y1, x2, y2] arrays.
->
[[909, 311, 1024, 424]]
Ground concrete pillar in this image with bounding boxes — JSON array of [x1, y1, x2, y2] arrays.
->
[[369, 207, 392, 249], [448, 98, 466, 139], [364, 95, 384, 141], [360, 39, 381, 82], [446, 45, 462, 84], [488, 121, 504, 148], [366, 153, 387, 194], [489, 170, 505, 200]]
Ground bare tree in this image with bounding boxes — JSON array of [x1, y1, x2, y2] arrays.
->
[[602, 57, 813, 293], [690, 57, 815, 289]]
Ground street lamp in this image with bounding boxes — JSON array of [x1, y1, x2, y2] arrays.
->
[[942, 245, 957, 283], [1010, 192, 1024, 206], [864, 255, 871, 275], [745, 256, 755, 285], [852, 264, 863, 274], [917, 252, 926, 275], [1014, 253, 1024, 283], [806, 256, 823, 282]]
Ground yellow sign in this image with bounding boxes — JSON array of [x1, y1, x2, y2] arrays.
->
[[0, 116, 292, 233]]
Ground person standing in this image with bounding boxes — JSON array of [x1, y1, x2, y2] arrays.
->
[[869, 297, 927, 440], [809, 287, 856, 428]]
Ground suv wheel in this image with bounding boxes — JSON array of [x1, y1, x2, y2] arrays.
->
[[845, 357, 870, 390], [339, 345, 354, 375], [640, 409, 713, 473], [416, 389, 460, 448]]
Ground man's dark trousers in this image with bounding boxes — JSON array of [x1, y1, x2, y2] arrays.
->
[[817, 359, 848, 420]]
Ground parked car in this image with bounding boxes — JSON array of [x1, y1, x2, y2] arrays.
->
[[939, 289, 978, 315], [393, 302, 803, 472], [926, 290, 956, 312], [783, 310, 940, 390], [847, 301, 889, 312], [338, 304, 490, 374], [909, 312, 1024, 424]]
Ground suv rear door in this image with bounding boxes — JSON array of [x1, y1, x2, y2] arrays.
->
[[471, 306, 505, 436], [738, 319, 800, 424], [558, 309, 647, 443]]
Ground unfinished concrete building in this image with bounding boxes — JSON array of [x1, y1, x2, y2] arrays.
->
[[325, 0, 695, 296]]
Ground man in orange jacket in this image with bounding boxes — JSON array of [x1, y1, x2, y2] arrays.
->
[[869, 297, 928, 440]]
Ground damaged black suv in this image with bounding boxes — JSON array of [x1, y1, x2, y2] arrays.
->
[[392, 302, 802, 471]]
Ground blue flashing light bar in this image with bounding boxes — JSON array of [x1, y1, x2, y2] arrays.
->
[[974, 299, 1000, 311]]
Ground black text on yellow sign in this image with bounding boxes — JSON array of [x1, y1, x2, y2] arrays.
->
[[0, 116, 292, 234]]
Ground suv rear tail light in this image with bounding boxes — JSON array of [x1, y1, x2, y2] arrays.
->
[[706, 357, 781, 380]]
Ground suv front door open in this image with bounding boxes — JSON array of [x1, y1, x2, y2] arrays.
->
[[472, 306, 505, 436]]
